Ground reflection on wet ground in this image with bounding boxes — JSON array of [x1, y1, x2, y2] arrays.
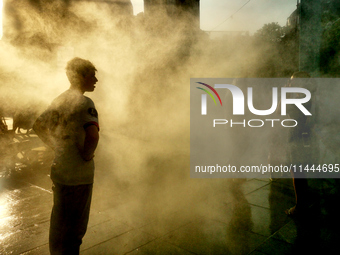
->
[[1, 137, 340, 254]]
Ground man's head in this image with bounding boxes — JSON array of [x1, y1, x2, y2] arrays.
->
[[66, 57, 98, 92]]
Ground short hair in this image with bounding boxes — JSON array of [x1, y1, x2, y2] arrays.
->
[[66, 57, 97, 86]]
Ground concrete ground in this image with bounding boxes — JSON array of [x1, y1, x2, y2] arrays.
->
[[1, 134, 340, 255]]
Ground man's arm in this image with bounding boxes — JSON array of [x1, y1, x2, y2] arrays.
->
[[33, 116, 55, 149], [82, 125, 99, 161]]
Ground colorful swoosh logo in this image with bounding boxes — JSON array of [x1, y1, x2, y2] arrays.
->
[[196, 82, 222, 106]]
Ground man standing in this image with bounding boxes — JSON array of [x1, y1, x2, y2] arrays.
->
[[33, 57, 99, 254], [283, 71, 316, 216]]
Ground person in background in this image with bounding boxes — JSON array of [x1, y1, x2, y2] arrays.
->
[[284, 71, 316, 216], [33, 57, 99, 254]]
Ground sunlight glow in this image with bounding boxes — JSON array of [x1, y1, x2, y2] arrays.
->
[[130, 0, 144, 15], [0, 0, 3, 40]]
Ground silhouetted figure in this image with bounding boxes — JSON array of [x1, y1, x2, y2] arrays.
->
[[13, 105, 41, 134], [284, 71, 316, 216], [33, 57, 99, 254], [0, 116, 7, 134]]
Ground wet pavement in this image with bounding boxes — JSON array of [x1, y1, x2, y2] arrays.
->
[[1, 135, 340, 255]]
